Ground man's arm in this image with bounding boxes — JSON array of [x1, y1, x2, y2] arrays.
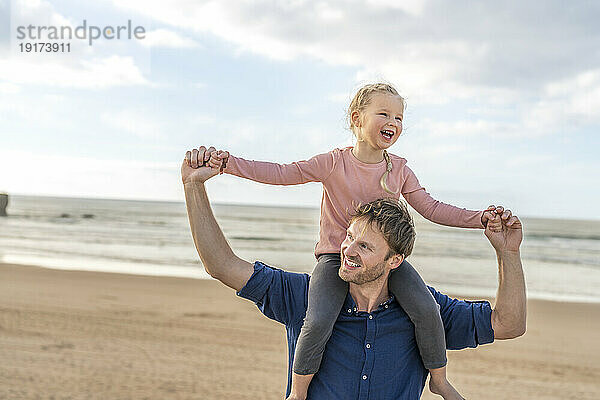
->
[[182, 146, 254, 291], [486, 211, 527, 339]]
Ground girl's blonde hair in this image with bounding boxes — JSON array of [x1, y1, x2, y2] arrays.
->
[[347, 83, 406, 195]]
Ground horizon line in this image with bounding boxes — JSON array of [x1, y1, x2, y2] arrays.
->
[[4, 192, 599, 223]]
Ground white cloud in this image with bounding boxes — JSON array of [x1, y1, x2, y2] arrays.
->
[[328, 92, 350, 104], [141, 28, 200, 48], [504, 154, 554, 169], [112, 0, 347, 61], [0, 150, 182, 201], [189, 114, 215, 125], [314, 2, 344, 21], [0, 55, 150, 88], [0, 87, 79, 132], [541, 69, 600, 123], [1, 0, 152, 89], [0, 82, 21, 94], [101, 110, 165, 140], [100, 108, 216, 142], [110, 0, 600, 119], [12, 0, 72, 30], [365, 0, 427, 16], [413, 118, 519, 138], [511, 68, 600, 136]]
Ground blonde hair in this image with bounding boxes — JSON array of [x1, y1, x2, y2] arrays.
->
[[347, 83, 405, 195]]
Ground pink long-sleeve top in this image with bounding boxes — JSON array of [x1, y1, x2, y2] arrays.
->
[[225, 147, 484, 256]]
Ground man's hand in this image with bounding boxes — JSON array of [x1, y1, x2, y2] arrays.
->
[[487, 209, 526, 339], [485, 209, 522, 253], [182, 146, 220, 185], [182, 146, 254, 291]]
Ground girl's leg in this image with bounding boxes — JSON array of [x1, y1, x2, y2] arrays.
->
[[389, 260, 464, 400], [389, 259, 446, 369], [290, 253, 347, 399]]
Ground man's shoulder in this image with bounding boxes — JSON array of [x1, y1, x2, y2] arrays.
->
[[426, 285, 445, 303], [425, 285, 495, 349], [236, 261, 310, 326], [427, 285, 491, 307]]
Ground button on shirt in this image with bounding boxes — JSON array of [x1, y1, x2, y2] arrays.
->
[[237, 262, 495, 400]]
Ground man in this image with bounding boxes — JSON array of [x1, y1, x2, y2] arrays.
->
[[182, 146, 526, 400]]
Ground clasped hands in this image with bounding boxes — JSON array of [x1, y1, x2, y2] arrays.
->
[[181, 146, 229, 185]]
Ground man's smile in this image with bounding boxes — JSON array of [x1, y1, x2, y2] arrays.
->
[[343, 257, 362, 270]]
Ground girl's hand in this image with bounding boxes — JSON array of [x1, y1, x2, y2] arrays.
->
[[481, 205, 497, 227], [481, 204, 510, 229], [208, 150, 230, 173]]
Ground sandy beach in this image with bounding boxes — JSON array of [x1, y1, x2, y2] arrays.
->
[[1, 263, 599, 399]]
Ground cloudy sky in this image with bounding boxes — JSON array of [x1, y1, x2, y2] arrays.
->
[[0, 0, 598, 220]]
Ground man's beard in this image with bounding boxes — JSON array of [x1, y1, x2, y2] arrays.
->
[[339, 256, 387, 285]]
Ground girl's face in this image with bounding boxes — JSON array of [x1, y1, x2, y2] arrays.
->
[[352, 93, 404, 151]]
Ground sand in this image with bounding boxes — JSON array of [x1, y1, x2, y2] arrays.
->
[[1, 263, 599, 400]]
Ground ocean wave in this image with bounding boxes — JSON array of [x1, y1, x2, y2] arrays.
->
[[230, 236, 282, 241], [526, 232, 600, 241]]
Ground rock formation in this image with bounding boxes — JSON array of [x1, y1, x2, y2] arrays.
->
[[0, 193, 8, 216]]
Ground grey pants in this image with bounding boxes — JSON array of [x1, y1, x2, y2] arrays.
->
[[292, 253, 447, 375]]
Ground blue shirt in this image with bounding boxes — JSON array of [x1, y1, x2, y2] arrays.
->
[[237, 262, 495, 400]]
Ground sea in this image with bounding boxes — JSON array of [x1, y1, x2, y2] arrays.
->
[[1, 195, 599, 303]]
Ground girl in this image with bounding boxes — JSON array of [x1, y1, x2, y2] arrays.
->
[[207, 83, 501, 400]]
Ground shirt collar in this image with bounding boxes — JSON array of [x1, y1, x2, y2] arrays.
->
[[342, 293, 396, 315]]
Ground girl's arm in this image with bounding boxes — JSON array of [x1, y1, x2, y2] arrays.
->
[[215, 151, 336, 185], [401, 166, 486, 229]]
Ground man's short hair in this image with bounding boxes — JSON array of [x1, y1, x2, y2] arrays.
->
[[350, 198, 416, 259]]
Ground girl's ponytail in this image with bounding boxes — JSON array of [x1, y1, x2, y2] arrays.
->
[[380, 150, 398, 195]]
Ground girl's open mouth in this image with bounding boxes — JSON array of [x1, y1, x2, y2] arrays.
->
[[380, 129, 394, 141]]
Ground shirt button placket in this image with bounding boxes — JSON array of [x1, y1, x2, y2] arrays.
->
[[359, 313, 377, 400]]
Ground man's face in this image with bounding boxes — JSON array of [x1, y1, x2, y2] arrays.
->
[[339, 218, 398, 285]]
